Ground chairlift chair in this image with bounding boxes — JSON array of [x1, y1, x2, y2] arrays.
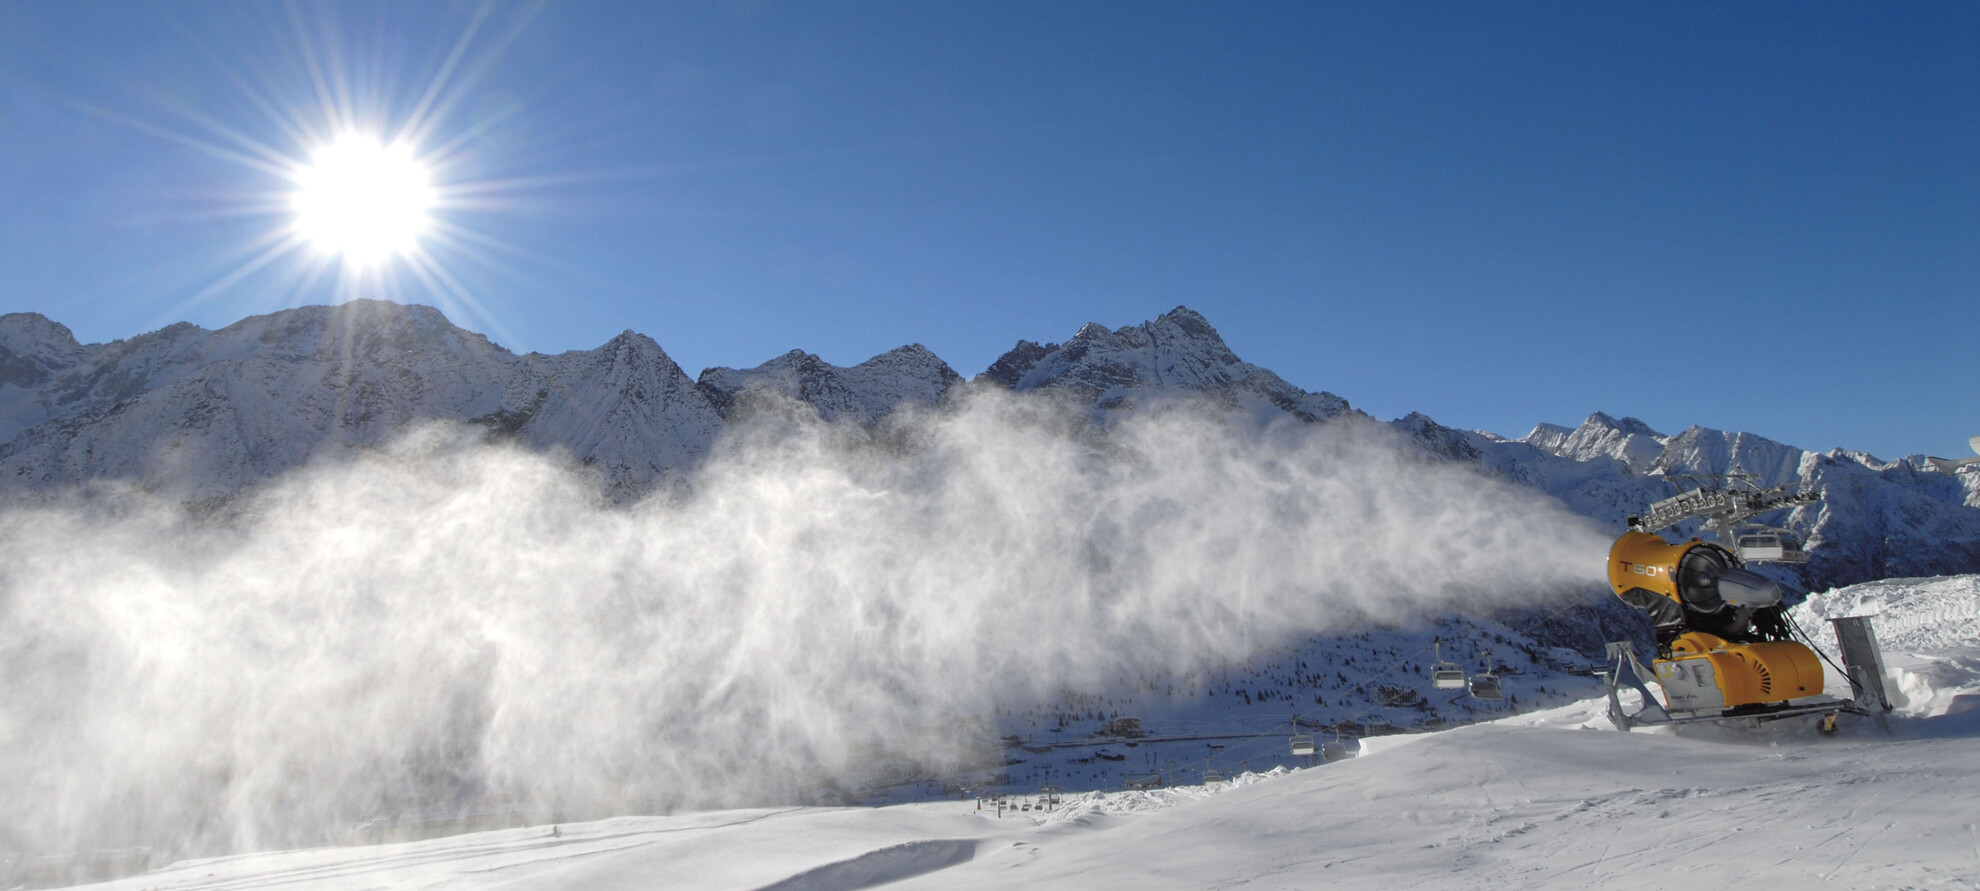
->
[[1429, 639, 1468, 690], [1469, 649, 1503, 700], [1289, 734, 1317, 758], [1320, 729, 1354, 762], [1734, 526, 1807, 564]]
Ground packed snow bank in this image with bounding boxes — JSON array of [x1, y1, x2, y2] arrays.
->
[[1038, 768, 1287, 824], [1791, 574, 1980, 717], [1793, 575, 1980, 653]]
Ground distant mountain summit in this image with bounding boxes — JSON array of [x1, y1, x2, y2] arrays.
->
[[1521, 412, 1667, 473], [979, 306, 1354, 423], [0, 300, 1974, 588], [0, 312, 101, 443], [1518, 410, 1811, 485], [0, 313, 93, 389], [697, 344, 961, 425]]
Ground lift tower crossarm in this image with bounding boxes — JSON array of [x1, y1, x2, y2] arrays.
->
[[1634, 480, 1819, 536]]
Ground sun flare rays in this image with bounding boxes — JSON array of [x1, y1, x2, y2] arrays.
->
[[74, 2, 556, 342]]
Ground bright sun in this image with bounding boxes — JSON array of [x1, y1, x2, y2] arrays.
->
[[291, 134, 436, 268]]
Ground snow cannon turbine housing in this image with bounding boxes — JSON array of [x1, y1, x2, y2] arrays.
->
[[1606, 530, 1822, 712]]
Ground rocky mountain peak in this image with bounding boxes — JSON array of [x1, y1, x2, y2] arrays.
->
[[598, 328, 673, 360], [978, 340, 1057, 389], [1519, 411, 1669, 473], [975, 307, 1352, 423], [1070, 322, 1112, 342], [1150, 304, 1225, 344], [1392, 412, 1484, 462], [696, 343, 959, 425], [1520, 422, 1576, 451], [0, 312, 92, 389], [1582, 412, 1662, 438], [979, 305, 1245, 395], [852, 344, 961, 384], [1650, 425, 1807, 484], [0, 312, 80, 352], [1056, 306, 1242, 368]]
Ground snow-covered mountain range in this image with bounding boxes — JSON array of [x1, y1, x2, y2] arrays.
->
[[2, 301, 1975, 589], [6, 302, 1979, 878]]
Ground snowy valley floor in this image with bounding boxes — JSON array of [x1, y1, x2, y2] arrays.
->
[[62, 699, 1980, 891]]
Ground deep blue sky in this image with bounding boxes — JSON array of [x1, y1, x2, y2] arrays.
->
[[1, 2, 1974, 460]]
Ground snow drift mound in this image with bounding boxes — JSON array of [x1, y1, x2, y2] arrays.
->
[[1789, 574, 1980, 717], [1791, 575, 1980, 653]]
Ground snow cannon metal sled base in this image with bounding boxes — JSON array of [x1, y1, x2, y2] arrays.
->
[[1600, 615, 1893, 733]]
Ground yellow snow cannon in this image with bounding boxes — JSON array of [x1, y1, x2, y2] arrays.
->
[[1605, 530, 1823, 712]]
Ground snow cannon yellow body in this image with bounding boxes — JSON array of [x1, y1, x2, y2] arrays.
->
[[1607, 530, 1822, 711], [1656, 632, 1825, 710]]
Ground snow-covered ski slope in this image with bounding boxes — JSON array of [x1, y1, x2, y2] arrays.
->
[[59, 697, 1980, 890], [59, 576, 1980, 891]]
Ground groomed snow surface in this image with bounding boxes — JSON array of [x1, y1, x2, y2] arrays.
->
[[49, 576, 1980, 891]]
